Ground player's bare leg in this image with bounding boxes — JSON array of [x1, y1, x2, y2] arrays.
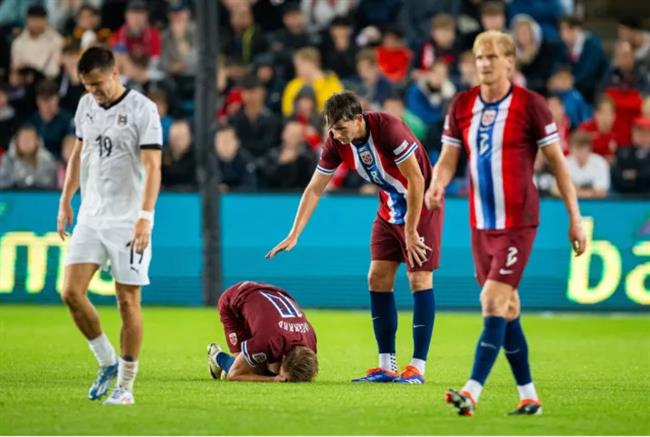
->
[[352, 261, 400, 382], [61, 263, 118, 400], [104, 283, 142, 405], [394, 270, 434, 384]]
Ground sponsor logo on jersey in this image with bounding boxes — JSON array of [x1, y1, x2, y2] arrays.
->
[[252, 352, 267, 363], [481, 109, 497, 126], [360, 150, 373, 165], [117, 114, 128, 126]]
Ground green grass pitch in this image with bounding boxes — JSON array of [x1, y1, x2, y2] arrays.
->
[[1, 305, 649, 435]]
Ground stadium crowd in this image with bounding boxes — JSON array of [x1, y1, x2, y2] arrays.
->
[[0, 0, 648, 196]]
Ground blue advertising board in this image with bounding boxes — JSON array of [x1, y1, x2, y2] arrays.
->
[[221, 194, 649, 311]]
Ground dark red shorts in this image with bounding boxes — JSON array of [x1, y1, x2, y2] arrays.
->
[[370, 207, 443, 272], [471, 226, 537, 288]]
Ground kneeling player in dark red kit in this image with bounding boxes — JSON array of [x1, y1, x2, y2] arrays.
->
[[207, 281, 318, 382]]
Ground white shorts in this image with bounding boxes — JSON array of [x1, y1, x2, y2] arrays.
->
[[65, 224, 152, 286]]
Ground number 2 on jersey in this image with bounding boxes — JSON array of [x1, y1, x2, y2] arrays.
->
[[95, 135, 113, 157]]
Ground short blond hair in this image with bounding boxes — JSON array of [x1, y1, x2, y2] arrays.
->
[[294, 47, 321, 68], [473, 31, 515, 58]]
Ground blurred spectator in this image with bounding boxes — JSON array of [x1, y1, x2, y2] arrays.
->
[[564, 130, 610, 198], [301, 0, 356, 34], [355, 48, 393, 110], [405, 60, 455, 126], [578, 95, 625, 160], [382, 93, 427, 141], [611, 117, 650, 194], [413, 13, 460, 79], [559, 16, 609, 103], [148, 88, 173, 147], [290, 93, 323, 151], [58, 45, 84, 114], [643, 96, 650, 118], [547, 68, 592, 129], [11, 5, 63, 78], [601, 41, 649, 147], [221, 2, 267, 65], [252, 54, 283, 114], [546, 94, 570, 154], [230, 76, 282, 162], [56, 133, 76, 188], [355, 0, 402, 31], [29, 79, 73, 158], [270, 2, 320, 83], [0, 125, 57, 189], [511, 14, 559, 95], [456, 50, 478, 90], [216, 56, 244, 122], [461, 1, 507, 50], [160, 1, 197, 77], [376, 26, 412, 83], [0, 83, 19, 152], [0, 0, 41, 27], [7, 66, 43, 120], [211, 124, 257, 192], [281, 47, 343, 117], [397, 0, 460, 46], [162, 119, 196, 189], [321, 16, 358, 81], [262, 121, 316, 190], [66, 3, 112, 50], [112, 0, 162, 80], [617, 16, 650, 74], [508, 0, 562, 42], [49, 0, 85, 34]]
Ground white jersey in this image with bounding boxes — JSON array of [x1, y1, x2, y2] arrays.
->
[[74, 89, 162, 229]]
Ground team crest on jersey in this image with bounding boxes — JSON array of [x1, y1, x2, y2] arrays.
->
[[481, 109, 497, 126], [228, 332, 237, 345], [359, 150, 373, 165], [117, 114, 128, 126], [252, 352, 267, 363]]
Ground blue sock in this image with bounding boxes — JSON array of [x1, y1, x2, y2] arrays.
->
[[369, 291, 397, 354], [504, 317, 532, 385], [470, 316, 507, 385], [412, 289, 435, 360], [216, 351, 235, 374]]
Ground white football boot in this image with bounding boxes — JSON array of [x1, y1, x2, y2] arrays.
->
[[207, 343, 223, 380], [103, 387, 135, 405]]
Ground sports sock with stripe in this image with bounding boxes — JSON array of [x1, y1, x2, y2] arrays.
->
[[412, 288, 435, 371], [370, 291, 398, 372], [504, 317, 538, 400], [470, 316, 507, 385], [216, 351, 235, 374]]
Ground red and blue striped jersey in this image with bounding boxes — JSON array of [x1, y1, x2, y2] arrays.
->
[[442, 85, 558, 230], [317, 112, 433, 224]]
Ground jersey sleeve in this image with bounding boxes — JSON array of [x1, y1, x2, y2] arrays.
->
[[73, 97, 85, 140], [379, 114, 420, 165], [441, 94, 463, 148], [136, 100, 163, 149], [240, 336, 283, 367], [316, 135, 341, 175], [528, 92, 560, 148]]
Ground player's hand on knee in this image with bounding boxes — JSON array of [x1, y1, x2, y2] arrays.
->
[[405, 232, 431, 267], [57, 202, 73, 241], [265, 235, 298, 259], [424, 183, 445, 210], [131, 218, 151, 253]]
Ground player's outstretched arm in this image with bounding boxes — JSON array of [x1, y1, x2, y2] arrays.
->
[[265, 170, 333, 259], [425, 144, 461, 210], [541, 142, 587, 256], [226, 354, 285, 382], [57, 138, 83, 241], [132, 148, 162, 253]]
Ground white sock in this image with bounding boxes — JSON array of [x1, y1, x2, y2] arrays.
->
[[517, 382, 538, 401], [462, 379, 483, 403], [379, 353, 397, 372], [117, 357, 139, 392], [88, 333, 116, 367], [410, 358, 426, 374]]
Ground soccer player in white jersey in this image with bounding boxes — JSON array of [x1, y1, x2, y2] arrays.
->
[[57, 47, 162, 406]]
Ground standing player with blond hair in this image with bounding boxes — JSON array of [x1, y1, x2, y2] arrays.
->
[[426, 31, 586, 416], [57, 46, 162, 405]]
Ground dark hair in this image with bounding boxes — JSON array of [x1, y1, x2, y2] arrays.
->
[[78, 47, 115, 75], [36, 79, 59, 98], [79, 3, 99, 15], [323, 91, 363, 127], [618, 16, 642, 30], [283, 346, 318, 382], [27, 5, 48, 18], [560, 16, 583, 29], [330, 16, 351, 28]]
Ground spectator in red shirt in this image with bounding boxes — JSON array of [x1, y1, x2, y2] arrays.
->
[[578, 94, 625, 160], [376, 26, 412, 84], [413, 13, 460, 80], [111, 0, 162, 79]]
